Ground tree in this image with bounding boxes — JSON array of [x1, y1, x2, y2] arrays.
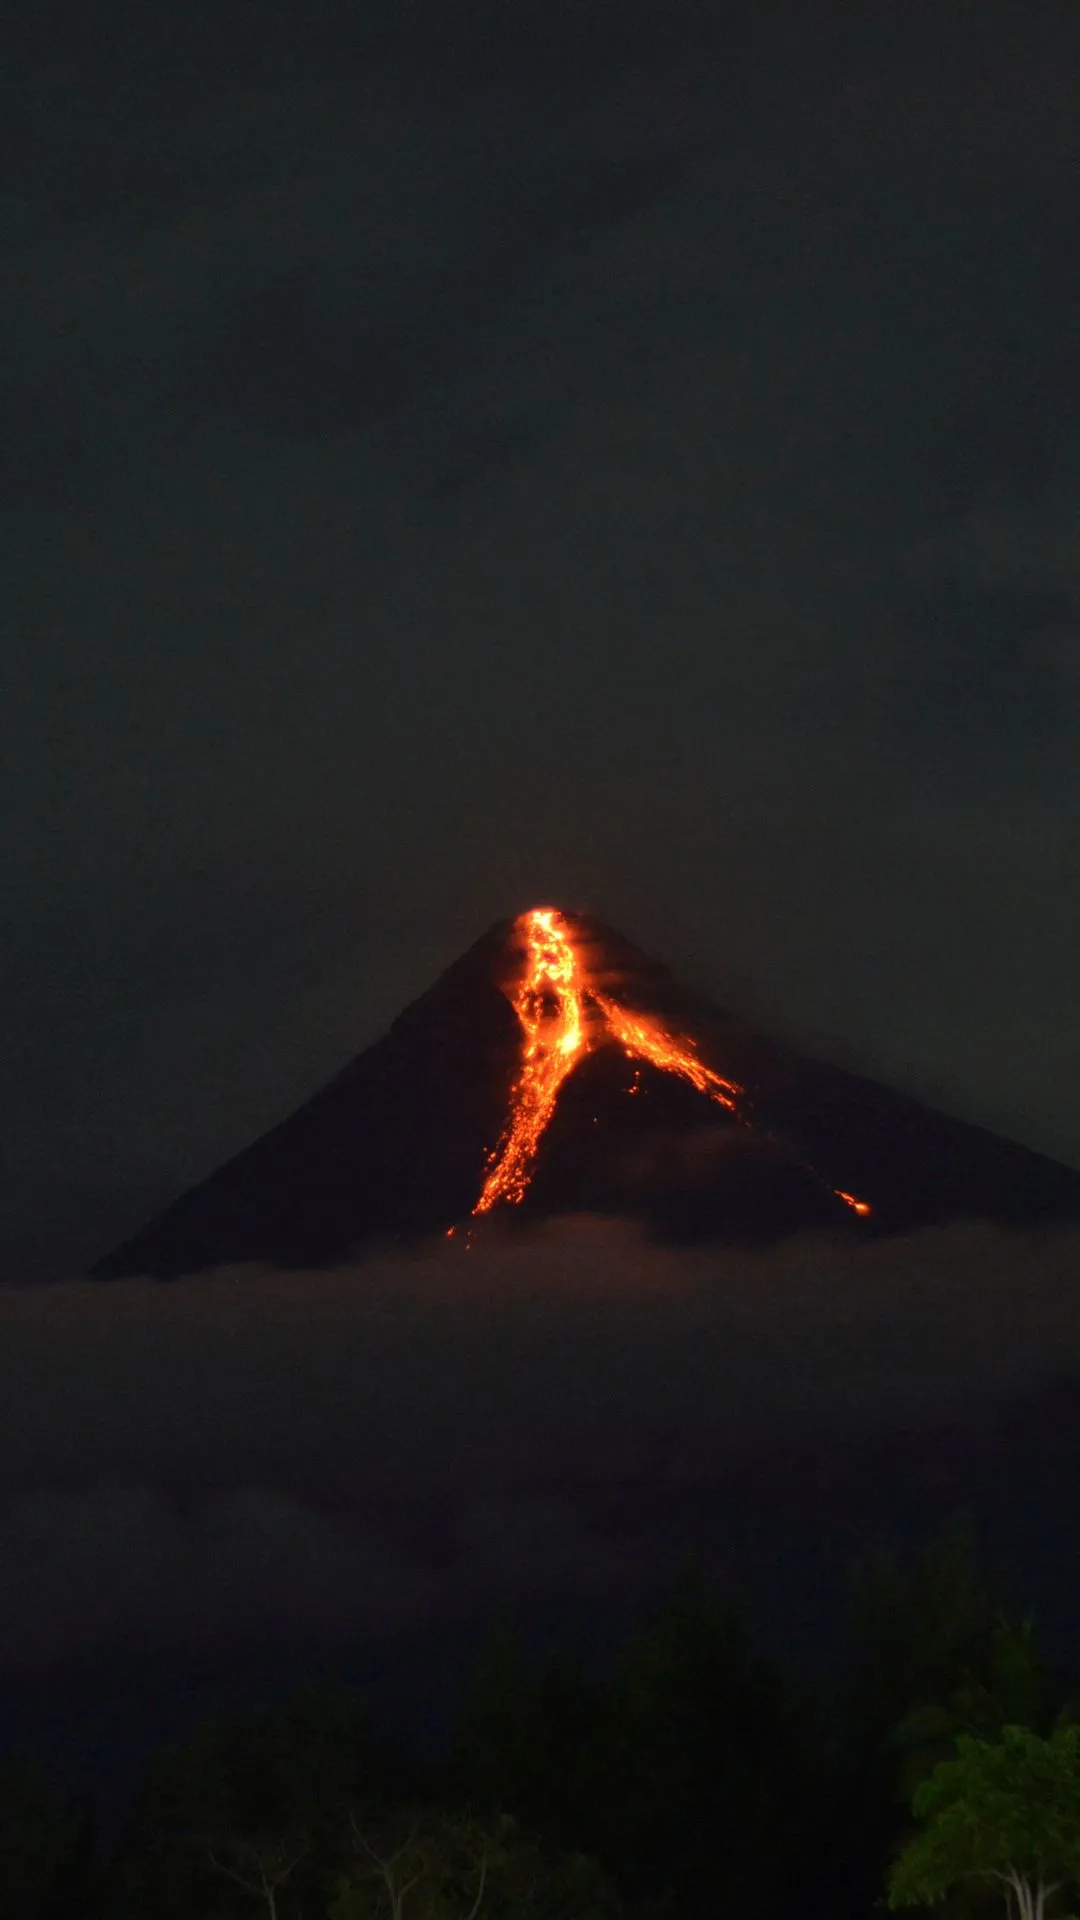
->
[[329, 1810, 616, 1920], [207, 1830, 309, 1920], [330, 1811, 497, 1920], [887, 1724, 1080, 1920], [839, 1528, 1053, 1920], [575, 1568, 828, 1920], [850, 1525, 1050, 1790], [447, 1627, 595, 1842], [0, 1759, 95, 1920], [111, 1688, 407, 1918]]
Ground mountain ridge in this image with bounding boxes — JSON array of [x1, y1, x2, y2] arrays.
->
[[91, 910, 1080, 1277]]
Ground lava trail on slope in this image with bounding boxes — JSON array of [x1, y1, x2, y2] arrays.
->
[[472, 907, 865, 1222]]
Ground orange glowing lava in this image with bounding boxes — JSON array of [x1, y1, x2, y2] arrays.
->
[[472, 907, 873, 1223], [474, 907, 741, 1214], [593, 993, 739, 1110], [473, 909, 591, 1212]]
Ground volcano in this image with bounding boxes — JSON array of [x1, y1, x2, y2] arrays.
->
[[91, 908, 1080, 1278]]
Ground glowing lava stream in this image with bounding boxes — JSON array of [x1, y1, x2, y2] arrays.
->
[[592, 993, 739, 1109], [472, 908, 589, 1212], [471, 906, 872, 1221], [834, 1189, 872, 1218], [474, 906, 815, 1216]]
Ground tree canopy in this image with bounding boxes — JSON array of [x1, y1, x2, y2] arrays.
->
[[0, 1532, 1068, 1920], [887, 1724, 1080, 1920]]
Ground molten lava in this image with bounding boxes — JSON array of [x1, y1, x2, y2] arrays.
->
[[475, 907, 740, 1215], [472, 906, 872, 1223], [834, 1189, 872, 1217], [473, 909, 590, 1212], [593, 993, 739, 1109]]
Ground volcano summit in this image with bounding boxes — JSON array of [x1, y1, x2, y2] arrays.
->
[[92, 908, 1080, 1277]]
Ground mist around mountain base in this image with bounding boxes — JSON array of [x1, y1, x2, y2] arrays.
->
[[4, 1211, 1080, 1799]]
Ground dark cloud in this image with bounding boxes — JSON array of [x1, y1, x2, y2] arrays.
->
[[1, 1218, 1080, 1672]]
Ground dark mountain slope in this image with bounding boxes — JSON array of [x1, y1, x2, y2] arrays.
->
[[91, 912, 1080, 1277]]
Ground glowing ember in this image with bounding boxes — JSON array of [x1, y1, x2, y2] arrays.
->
[[472, 906, 873, 1223], [834, 1189, 872, 1217]]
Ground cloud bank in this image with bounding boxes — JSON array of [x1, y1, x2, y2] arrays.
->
[[1, 1216, 1078, 1673]]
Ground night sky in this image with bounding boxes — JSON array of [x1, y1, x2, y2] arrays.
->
[[4, 0, 1080, 1283], [7, 3, 1080, 1785]]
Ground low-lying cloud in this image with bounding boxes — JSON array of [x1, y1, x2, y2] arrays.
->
[[0, 1215, 1078, 1672]]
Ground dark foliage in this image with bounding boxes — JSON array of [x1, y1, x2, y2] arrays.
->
[[0, 1535, 1062, 1919]]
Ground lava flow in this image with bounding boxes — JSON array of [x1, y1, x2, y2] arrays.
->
[[473, 908, 590, 1212], [593, 993, 739, 1109], [474, 907, 739, 1215], [834, 1189, 872, 1217], [472, 906, 871, 1223]]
